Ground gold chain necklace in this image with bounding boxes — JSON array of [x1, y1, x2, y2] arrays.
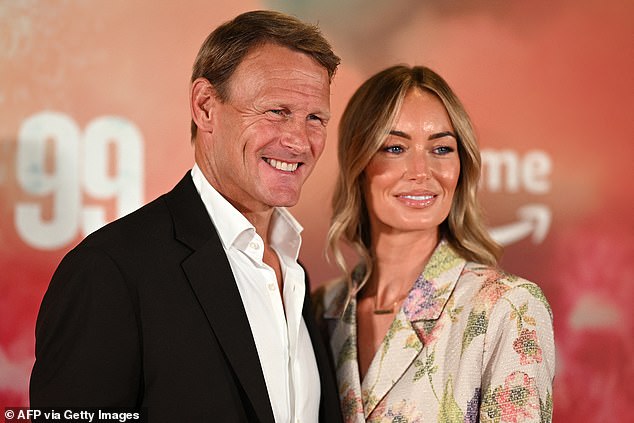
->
[[373, 290, 410, 315]]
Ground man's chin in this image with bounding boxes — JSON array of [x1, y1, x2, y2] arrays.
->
[[265, 189, 302, 208], [270, 197, 300, 208]]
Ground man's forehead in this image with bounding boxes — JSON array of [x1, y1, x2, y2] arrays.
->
[[225, 43, 331, 105], [235, 43, 328, 81]]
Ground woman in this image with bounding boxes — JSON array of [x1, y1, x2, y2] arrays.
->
[[316, 66, 555, 423]]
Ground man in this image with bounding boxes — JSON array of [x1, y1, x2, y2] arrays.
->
[[30, 11, 342, 423]]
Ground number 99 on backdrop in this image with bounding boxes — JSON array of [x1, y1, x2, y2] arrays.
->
[[14, 111, 144, 250]]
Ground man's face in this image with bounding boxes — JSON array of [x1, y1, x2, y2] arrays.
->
[[198, 43, 331, 213]]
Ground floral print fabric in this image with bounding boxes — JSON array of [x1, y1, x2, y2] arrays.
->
[[318, 241, 555, 423]]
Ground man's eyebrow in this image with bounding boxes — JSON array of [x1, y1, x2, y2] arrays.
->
[[429, 131, 457, 140]]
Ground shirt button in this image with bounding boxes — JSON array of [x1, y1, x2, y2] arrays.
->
[[267, 283, 276, 291], [249, 241, 259, 250]]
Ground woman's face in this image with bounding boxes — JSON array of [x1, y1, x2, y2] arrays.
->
[[363, 88, 461, 238]]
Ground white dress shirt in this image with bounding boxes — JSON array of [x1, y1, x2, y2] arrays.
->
[[191, 165, 320, 423]]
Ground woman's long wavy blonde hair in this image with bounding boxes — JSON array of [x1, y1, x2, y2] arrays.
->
[[327, 65, 502, 294]]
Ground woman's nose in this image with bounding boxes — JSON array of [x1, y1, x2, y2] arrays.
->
[[403, 153, 430, 181]]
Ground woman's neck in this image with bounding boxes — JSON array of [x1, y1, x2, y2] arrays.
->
[[366, 228, 439, 301]]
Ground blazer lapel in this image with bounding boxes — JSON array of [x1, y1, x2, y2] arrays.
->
[[360, 309, 422, 417], [165, 173, 275, 423], [325, 290, 366, 423], [339, 241, 466, 419], [302, 274, 343, 423], [361, 242, 465, 417]]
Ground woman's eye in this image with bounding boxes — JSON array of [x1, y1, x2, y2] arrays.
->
[[383, 145, 404, 154], [434, 146, 454, 155]]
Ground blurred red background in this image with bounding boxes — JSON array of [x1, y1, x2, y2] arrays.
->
[[1, 1, 632, 420]]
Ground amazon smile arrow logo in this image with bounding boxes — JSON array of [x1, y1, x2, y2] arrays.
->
[[488, 204, 552, 245]]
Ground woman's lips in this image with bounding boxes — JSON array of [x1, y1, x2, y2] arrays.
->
[[396, 192, 437, 207]]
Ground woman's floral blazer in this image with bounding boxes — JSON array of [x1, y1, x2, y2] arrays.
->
[[316, 241, 555, 423]]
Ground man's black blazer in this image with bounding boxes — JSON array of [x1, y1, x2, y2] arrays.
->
[[30, 172, 342, 423]]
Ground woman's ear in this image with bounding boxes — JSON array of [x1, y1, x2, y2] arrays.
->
[[190, 77, 217, 133]]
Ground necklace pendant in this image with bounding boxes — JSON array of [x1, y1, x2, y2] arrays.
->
[[373, 308, 394, 315]]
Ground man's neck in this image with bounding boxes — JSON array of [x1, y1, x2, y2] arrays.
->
[[240, 208, 275, 243]]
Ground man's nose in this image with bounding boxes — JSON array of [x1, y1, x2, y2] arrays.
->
[[280, 117, 310, 153]]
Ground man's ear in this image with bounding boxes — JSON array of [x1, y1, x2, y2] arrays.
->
[[190, 77, 218, 133]]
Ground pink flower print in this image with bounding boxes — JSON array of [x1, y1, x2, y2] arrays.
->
[[473, 276, 510, 313], [368, 399, 423, 423], [512, 328, 543, 365], [414, 319, 444, 346], [495, 371, 540, 423], [366, 401, 387, 423], [341, 387, 363, 422], [470, 266, 509, 285], [402, 276, 440, 320]]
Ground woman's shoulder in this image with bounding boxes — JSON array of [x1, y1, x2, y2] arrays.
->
[[462, 261, 531, 284], [460, 261, 552, 316]]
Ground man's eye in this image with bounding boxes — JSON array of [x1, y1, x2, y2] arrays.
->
[[268, 109, 286, 117], [307, 114, 325, 124]]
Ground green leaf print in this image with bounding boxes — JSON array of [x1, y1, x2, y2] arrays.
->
[[413, 359, 425, 383], [433, 283, 453, 298], [438, 378, 464, 423], [423, 244, 463, 280], [382, 319, 404, 356], [480, 386, 502, 423], [337, 336, 356, 371], [508, 301, 525, 333], [447, 296, 464, 322], [413, 350, 437, 382], [405, 333, 423, 350], [462, 309, 488, 354], [362, 389, 379, 412], [519, 283, 552, 318], [540, 391, 553, 423]]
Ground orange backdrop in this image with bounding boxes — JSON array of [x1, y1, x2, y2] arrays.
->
[[1, 1, 632, 420]]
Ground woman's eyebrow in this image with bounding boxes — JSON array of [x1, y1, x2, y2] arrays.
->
[[388, 129, 411, 139], [429, 131, 457, 140], [388, 129, 457, 140]]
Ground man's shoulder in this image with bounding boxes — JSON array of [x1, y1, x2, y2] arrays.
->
[[79, 172, 196, 249], [83, 192, 169, 244]]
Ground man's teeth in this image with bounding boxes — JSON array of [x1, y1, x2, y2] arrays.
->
[[266, 158, 298, 172], [401, 195, 434, 201]]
